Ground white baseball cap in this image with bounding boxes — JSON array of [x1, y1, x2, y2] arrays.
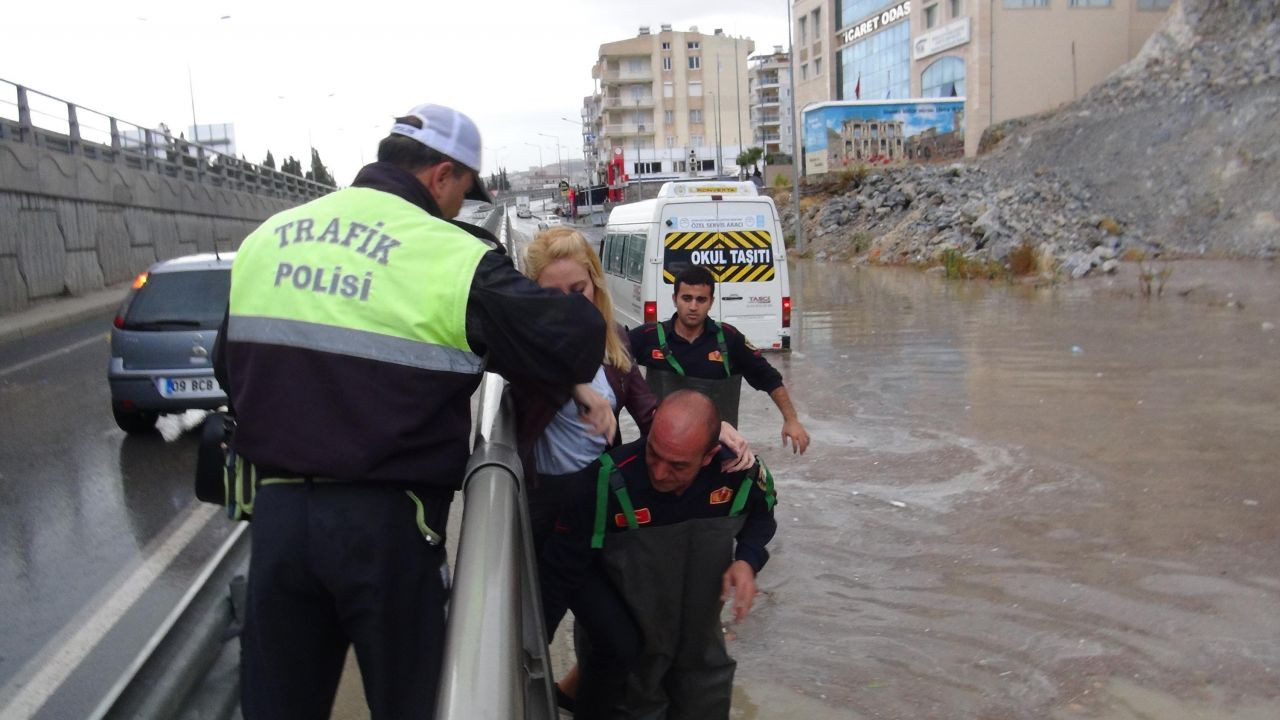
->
[[390, 103, 492, 203]]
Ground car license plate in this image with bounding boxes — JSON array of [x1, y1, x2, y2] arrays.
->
[[158, 377, 222, 398]]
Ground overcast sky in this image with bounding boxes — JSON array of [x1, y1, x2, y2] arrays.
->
[[2, 0, 791, 184]]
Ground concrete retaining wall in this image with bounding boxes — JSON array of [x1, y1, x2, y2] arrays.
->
[[0, 139, 307, 313]]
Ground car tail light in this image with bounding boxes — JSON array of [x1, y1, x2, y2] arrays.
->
[[782, 296, 791, 328], [644, 301, 657, 324], [113, 315, 125, 328], [131, 271, 149, 290]]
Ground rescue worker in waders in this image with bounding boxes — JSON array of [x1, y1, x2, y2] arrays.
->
[[628, 266, 811, 453], [213, 103, 609, 720], [540, 390, 778, 719]]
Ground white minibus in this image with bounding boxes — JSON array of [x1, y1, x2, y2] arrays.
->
[[600, 180, 791, 350]]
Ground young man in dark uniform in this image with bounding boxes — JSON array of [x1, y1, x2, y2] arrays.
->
[[628, 265, 811, 453], [540, 390, 778, 719]]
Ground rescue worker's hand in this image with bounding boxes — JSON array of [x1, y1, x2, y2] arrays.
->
[[573, 384, 617, 445], [717, 422, 755, 473], [781, 418, 810, 455], [721, 560, 758, 623]]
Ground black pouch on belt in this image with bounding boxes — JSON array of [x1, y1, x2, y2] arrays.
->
[[195, 411, 255, 520]]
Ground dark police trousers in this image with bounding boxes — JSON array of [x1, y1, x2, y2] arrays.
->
[[241, 482, 450, 720]]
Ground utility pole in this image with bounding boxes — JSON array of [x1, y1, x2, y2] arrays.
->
[[734, 38, 743, 162], [715, 54, 724, 175], [786, 0, 805, 253]]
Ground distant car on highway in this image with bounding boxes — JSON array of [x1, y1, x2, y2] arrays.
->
[[537, 215, 563, 231], [516, 196, 532, 218], [107, 253, 232, 434]]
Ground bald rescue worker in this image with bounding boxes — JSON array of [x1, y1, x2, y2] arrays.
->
[[540, 390, 778, 719]]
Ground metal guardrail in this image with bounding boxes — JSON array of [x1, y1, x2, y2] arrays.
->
[[0, 78, 332, 203], [436, 373, 557, 720]]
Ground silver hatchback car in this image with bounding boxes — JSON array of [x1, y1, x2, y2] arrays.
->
[[107, 252, 233, 433]]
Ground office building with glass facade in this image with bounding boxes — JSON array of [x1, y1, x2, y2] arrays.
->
[[794, 0, 1174, 159]]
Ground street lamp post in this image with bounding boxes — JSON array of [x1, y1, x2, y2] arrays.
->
[[537, 132, 563, 182], [785, 0, 806, 252]]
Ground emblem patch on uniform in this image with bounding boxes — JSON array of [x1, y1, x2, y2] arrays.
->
[[651, 349, 665, 360], [615, 507, 653, 527], [709, 486, 734, 505], [708, 350, 723, 362], [744, 339, 759, 352]]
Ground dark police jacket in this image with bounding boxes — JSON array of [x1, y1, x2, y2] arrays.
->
[[213, 162, 605, 490], [628, 316, 783, 393], [540, 437, 777, 632]]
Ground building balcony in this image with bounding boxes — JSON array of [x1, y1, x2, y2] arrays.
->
[[599, 67, 653, 84], [602, 95, 655, 109], [602, 123, 655, 136]]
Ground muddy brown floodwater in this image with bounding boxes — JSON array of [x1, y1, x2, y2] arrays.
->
[[724, 259, 1280, 720]]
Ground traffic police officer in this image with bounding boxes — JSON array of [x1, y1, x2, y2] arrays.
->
[[629, 265, 811, 453], [214, 103, 606, 719], [540, 390, 778, 719]]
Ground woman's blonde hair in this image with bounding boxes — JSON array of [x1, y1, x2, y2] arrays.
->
[[524, 227, 632, 372]]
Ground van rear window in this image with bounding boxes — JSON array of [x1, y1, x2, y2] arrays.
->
[[123, 269, 230, 330]]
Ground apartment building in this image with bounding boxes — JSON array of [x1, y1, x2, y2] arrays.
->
[[583, 25, 754, 181], [794, 0, 1173, 158], [747, 46, 795, 159]]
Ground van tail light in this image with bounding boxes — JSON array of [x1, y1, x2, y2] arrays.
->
[[113, 315, 125, 329], [644, 301, 657, 324], [131, 271, 149, 290], [782, 296, 791, 328]]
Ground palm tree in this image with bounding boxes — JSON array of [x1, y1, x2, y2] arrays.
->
[[736, 146, 765, 176]]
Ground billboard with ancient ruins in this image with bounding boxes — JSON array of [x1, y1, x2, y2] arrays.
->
[[802, 99, 965, 176]]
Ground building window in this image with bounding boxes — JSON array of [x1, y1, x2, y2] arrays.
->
[[690, 109, 703, 124], [662, 56, 672, 71], [689, 56, 701, 70], [841, 0, 896, 28], [663, 82, 674, 98], [798, 16, 807, 45], [838, 21, 911, 100], [815, 58, 823, 75], [921, 56, 965, 97], [673, 160, 687, 172], [812, 8, 821, 35], [925, 4, 938, 27], [950, 0, 964, 17], [1136, 0, 1171, 7], [801, 63, 809, 80], [697, 159, 716, 172], [1002, 0, 1048, 6], [666, 136, 676, 148], [634, 161, 661, 174], [664, 110, 674, 124], [691, 135, 704, 147], [687, 41, 700, 49], [1070, 0, 1112, 5], [661, 41, 671, 50], [628, 58, 644, 73], [689, 81, 703, 97]]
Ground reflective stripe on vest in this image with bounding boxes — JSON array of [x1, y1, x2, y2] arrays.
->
[[228, 187, 487, 373]]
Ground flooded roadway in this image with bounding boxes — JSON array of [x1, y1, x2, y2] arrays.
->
[[726, 259, 1280, 719]]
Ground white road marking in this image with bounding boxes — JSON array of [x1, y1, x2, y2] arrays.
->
[[0, 335, 105, 379], [0, 502, 218, 719]]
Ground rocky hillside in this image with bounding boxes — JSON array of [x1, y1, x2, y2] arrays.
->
[[782, 0, 1279, 276]]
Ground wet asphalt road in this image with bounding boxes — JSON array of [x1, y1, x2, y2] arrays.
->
[[0, 311, 234, 719]]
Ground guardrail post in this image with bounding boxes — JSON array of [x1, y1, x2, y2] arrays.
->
[[16, 85, 34, 144], [67, 102, 83, 156], [110, 117, 121, 155], [143, 129, 156, 171]]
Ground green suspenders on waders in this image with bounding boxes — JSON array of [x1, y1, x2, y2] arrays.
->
[[590, 455, 777, 548], [655, 319, 732, 378]]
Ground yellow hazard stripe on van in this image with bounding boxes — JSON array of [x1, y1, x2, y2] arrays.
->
[[663, 265, 775, 284], [664, 231, 772, 251]]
